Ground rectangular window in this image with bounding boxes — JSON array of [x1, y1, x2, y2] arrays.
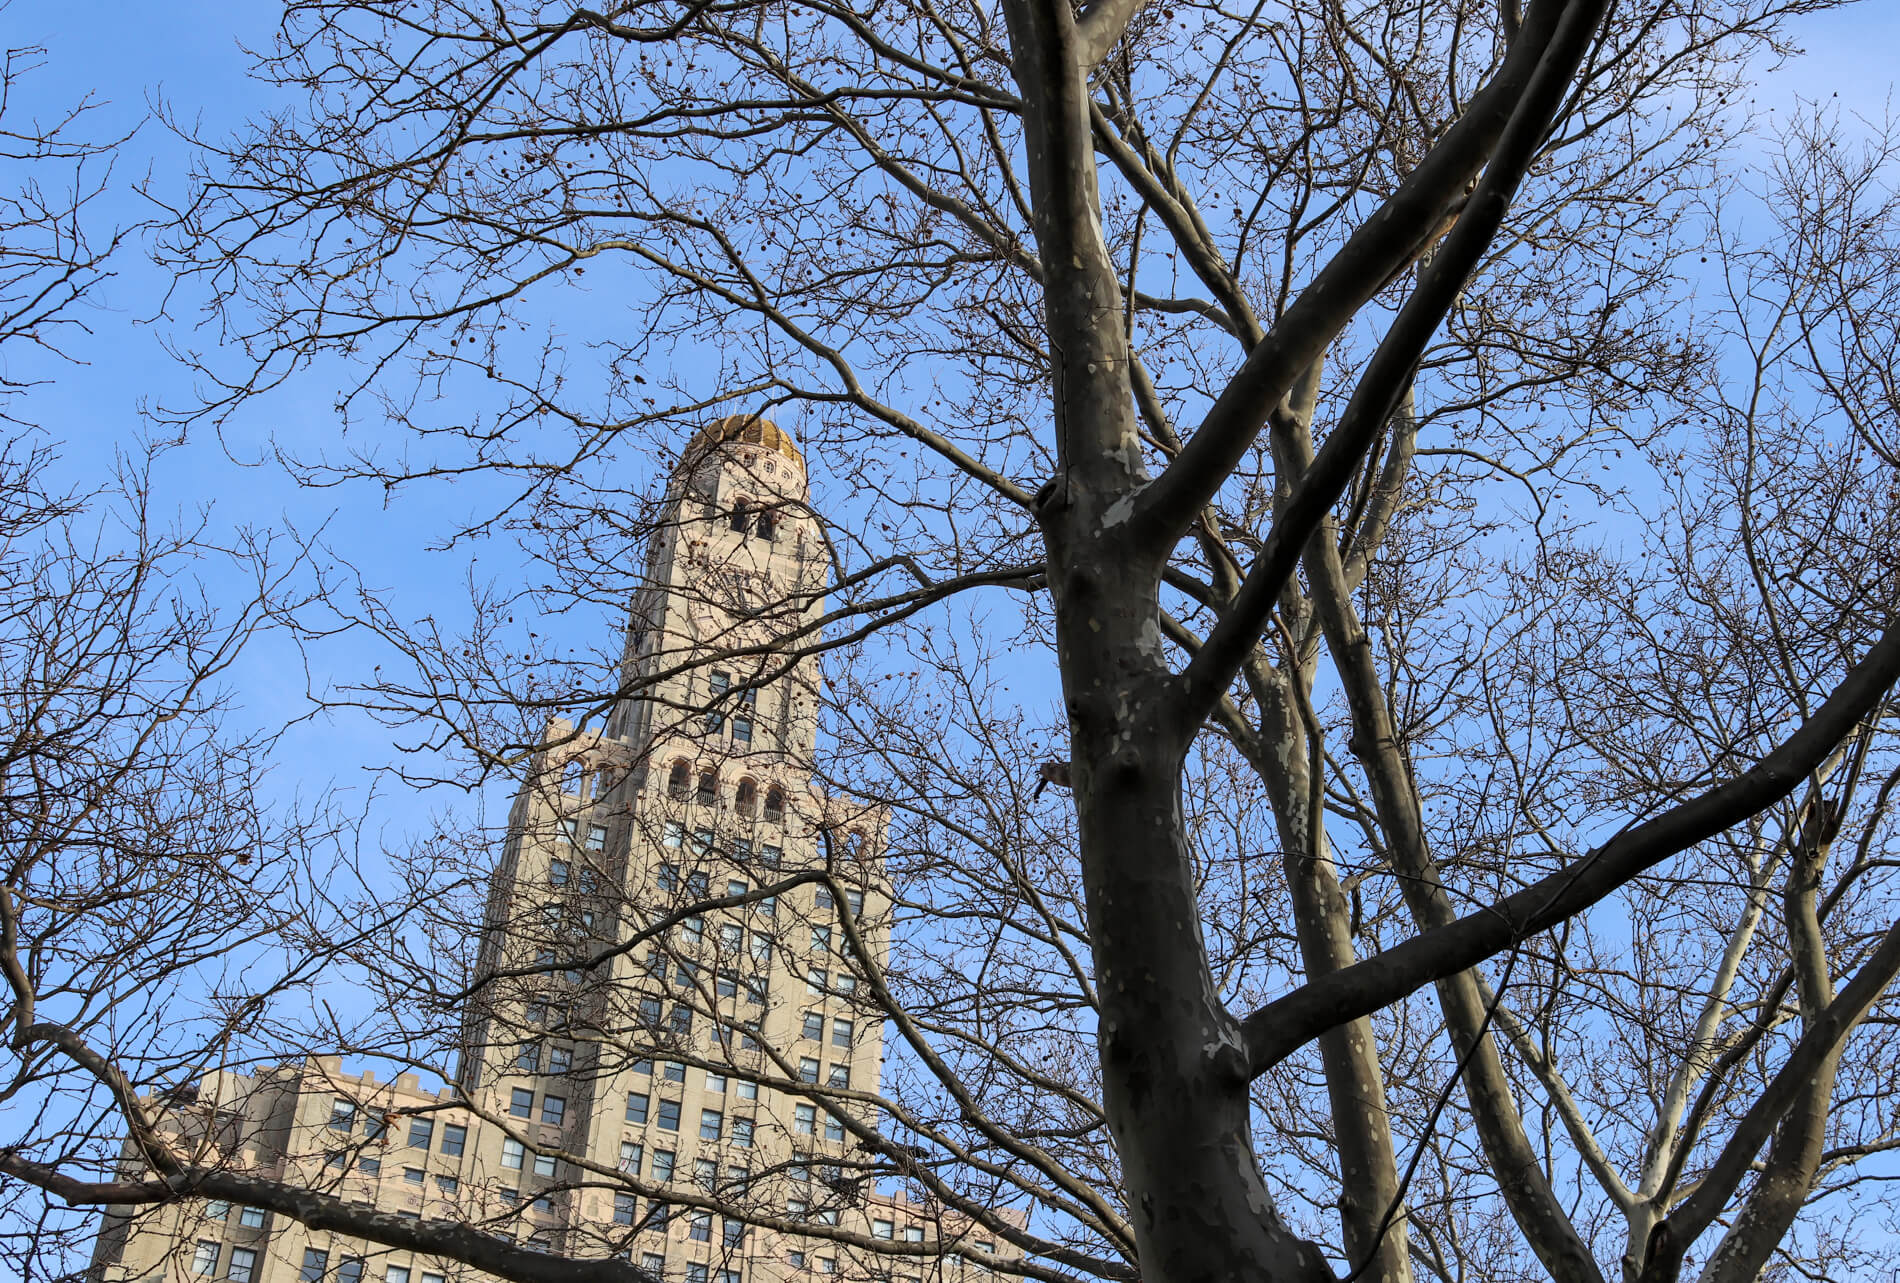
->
[[832, 1018, 854, 1048], [689, 1211, 713, 1242], [760, 844, 782, 870], [239, 1206, 266, 1229], [657, 1099, 681, 1132], [705, 1072, 727, 1094], [434, 1173, 458, 1194], [540, 1094, 566, 1125], [206, 1200, 230, 1221], [663, 1060, 686, 1082], [641, 1255, 667, 1277], [510, 1088, 534, 1118], [385, 1268, 410, 1283], [736, 1079, 758, 1102], [719, 1270, 742, 1283], [787, 1197, 808, 1221], [329, 1099, 355, 1131], [639, 996, 663, 1025], [723, 1218, 746, 1247], [806, 968, 827, 995], [700, 1108, 723, 1140], [657, 862, 680, 890], [549, 859, 570, 886], [626, 1092, 649, 1124], [359, 1156, 381, 1175], [733, 717, 753, 744], [905, 1226, 925, 1242], [803, 1012, 825, 1040], [440, 1123, 467, 1156], [694, 1157, 717, 1189], [300, 1248, 329, 1283], [874, 1219, 894, 1239], [228, 1248, 259, 1283], [686, 1267, 708, 1283], [614, 1192, 638, 1225], [719, 923, 744, 951], [193, 1242, 220, 1276], [814, 887, 835, 912], [619, 1140, 643, 1173], [423, 1275, 446, 1283], [579, 868, 600, 894], [799, 1057, 819, 1083], [404, 1167, 424, 1184], [672, 958, 696, 988], [846, 891, 865, 917], [586, 824, 608, 851], [683, 915, 705, 942], [751, 932, 772, 964], [824, 1112, 845, 1143], [716, 969, 738, 998], [533, 1152, 557, 1178], [811, 926, 831, 954], [835, 974, 857, 995], [793, 1103, 816, 1135], [338, 1260, 365, 1283], [732, 1117, 754, 1148], [516, 1043, 540, 1073], [663, 824, 684, 850], [688, 868, 711, 895], [669, 1005, 693, 1034], [755, 895, 776, 918], [727, 879, 748, 897], [501, 1138, 525, 1170], [653, 1149, 676, 1180], [548, 1046, 572, 1074], [827, 1063, 850, 1088]]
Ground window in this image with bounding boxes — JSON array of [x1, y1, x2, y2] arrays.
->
[[329, 1099, 356, 1132], [755, 895, 776, 919], [799, 1057, 820, 1083], [735, 779, 757, 817], [359, 1156, 381, 1175], [705, 1071, 727, 1094], [686, 1267, 709, 1283], [700, 1108, 723, 1140], [694, 1157, 718, 1189], [728, 501, 751, 534], [824, 1112, 845, 1142], [239, 1206, 266, 1228], [663, 1060, 687, 1082], [586, 824, 608, 852], [835, 973, 858, 996], [326, 1150, 351, 1170], [723, 1218, 746, 1247], [794, 1103, 816, 1135], [689, 1211, 713, 1242], [549, 859, 571, 886], [641, 1255, 667, 1277], [501, 1138, 526, 1170], [874, 1219, 894, 1239], [657, 1099, 681, 1131], [832, 1018, 854, 1048], [670, 1005, 693, 1034], [732, 1117, 754, 1148], [759, 845, 782, 871], [193, 1242, 220, 1276], [626, 1092, 650, 1124], [736, 1079, 758, 1102], [423, 1275, 446, 1283], [787, 1197, 809, 1220], [533, 1151, 557, 1178], [906, 1225, 925, 1242], [228, 1248, 259, 1283], [684, 914, 705, 942], [338, 1260, 365, 1283], [664, 823, 684, 850], [719, 922, 744, 951], [807, 968, 827, 995], [206, 1200, 231, 1221], [300, 1249, 329, 1283], [541, 1094, 566, 1125], [672, 959, 696, 989], [706, 670, 731, 733], [744, 977, 767, 1006], [516, 1043, 540, 1073], [789, 1154, 811, 1182], [817, 1258, 837, 1274], [440, 1123, 467, 1156], [548, 1046, 573, 1074], [789, 1252, 808, 1269], [827, 1063, 850, 1088], [653, 1149, 676, 1180], [404, 1167, 424, 1184], [814, 886, 834, 912], [755, 507, 778, 541], [668, 760, 690, 799], [639, 996, 663, 1026], [811, 926, 831, 954], [524, 999, 548, 1025], [634, 1057, 653, 1075], [510, 1088, 535, 1118], [579, 867, 601, 894], [727, 878, 748, 898], [385, 1268, 410, 1283], [688, 868, 711, 895], [434, 1173, 459, 1194], [846, 890, 865, 917], [764, 787, 785, 822], [614, 1192, 638, 1225], [803, 1012, 825, 1040], [696, 771, 718, 807], [733, 717, 753, 744]]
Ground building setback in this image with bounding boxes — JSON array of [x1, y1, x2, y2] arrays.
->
[[91, 418, 1016, 1283]]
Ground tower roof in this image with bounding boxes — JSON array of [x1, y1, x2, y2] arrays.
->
[[680, 414, 803, 468]]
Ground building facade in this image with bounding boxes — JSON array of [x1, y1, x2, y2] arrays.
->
[[90, 419, 1013, 1283]]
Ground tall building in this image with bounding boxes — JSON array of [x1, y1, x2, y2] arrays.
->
[[90, 419, 1014, 1283]]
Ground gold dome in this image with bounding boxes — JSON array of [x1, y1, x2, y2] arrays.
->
[[680, 415, 803, 468]]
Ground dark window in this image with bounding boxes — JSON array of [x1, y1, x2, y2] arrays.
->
[[735, 779, 757, 818], [300, 1249, 329, 1283], [707, 671, 730, 733], [541, 1095, 566, 1125], [614, 1193, 638, 1225], [406, 1119, 433, 1149], [627, 1092, 650, 1124], [440, 1123, 467, 1156], [754, 508, 777, 541], [728, 502, 750, 534], [763, 787, 785, 822], [510, 1088, 534, 1119], [337, 1260, 365, 1283], [657, 1099, 681, 1131], [696, 771, 718, 807], [667, 760, 690, 799]]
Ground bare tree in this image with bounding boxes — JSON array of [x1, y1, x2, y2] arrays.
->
[[11, 2, 1900, 1283]]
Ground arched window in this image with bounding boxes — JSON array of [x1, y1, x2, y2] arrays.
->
[[729, 500, 751, 534], [754, 508, 777, 542], [763, 786, 785, 823], [667, 760, 690, 800], [562, 760, 585, 796], [735, 778, 758, 819], [696, 771, 719, 807]]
